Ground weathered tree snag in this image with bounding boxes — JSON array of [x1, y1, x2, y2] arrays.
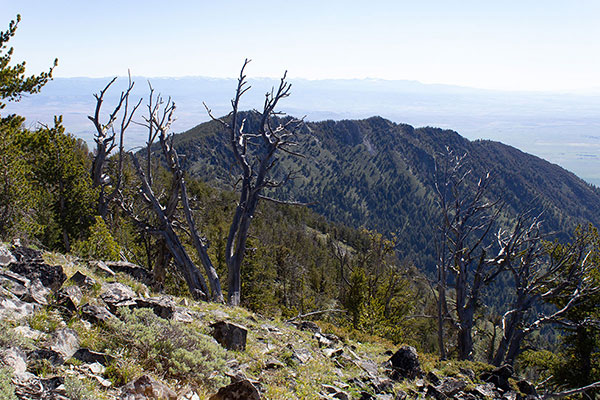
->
[[491, 221, 600, 366], [89, 73, 141, 219], [132, 92, 224, 302], [205, 59, 305, 306], [434, 149, 502, 360], [128, 154, 210, 300]]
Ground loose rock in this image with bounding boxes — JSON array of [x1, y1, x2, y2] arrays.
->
[[211, 321, 248, 351], [55, 285, 83, 312], [49, 328, 79, 359], [388, 345, 421, 380], [104, 261, 154, 285], [89, 260, 116, 277], [72, 348, 115, 366], [120, 374, 177, 400], [68, 271, 97, 289], [9, 259, 66, 291], [81, 303, 116, 323], [209, 379, 261, 400], [100, 282, 137, 312], [0, 244, 16, 266]]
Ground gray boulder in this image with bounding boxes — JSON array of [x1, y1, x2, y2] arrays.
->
[[81, 303, 116, 323], [133, 296, 176, 319], [388, 345, 422, 380], [209, 379, 261, 400], [100, 282, 137, 312], [49, 328, 79, 359], [211, 321, 248, 351], [120, 374, 177, 400], [0, 244, 16, 266], [9, 260, 66, 291], [68, 271, 97, 289]]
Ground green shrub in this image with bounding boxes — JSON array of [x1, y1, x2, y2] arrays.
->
[[106, 308, 228, 390], [72, 216, 120, 261], [29, 309, 63, 333], [63, 375, 96, 400], [104, 359, 142, 387], [0, 367, 16, 400]]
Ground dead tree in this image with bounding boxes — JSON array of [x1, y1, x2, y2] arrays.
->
[[88, 74, 141, 219], [491, 220, 600, 366], [434, 149, 501, 360], [117, 91, 223, 301], [205, 59, 304, 306]]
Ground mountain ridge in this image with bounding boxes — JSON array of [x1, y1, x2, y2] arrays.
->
[[170, 114, 600, 272]]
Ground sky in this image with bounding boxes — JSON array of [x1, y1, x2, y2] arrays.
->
[[4, 0, 600, 92]]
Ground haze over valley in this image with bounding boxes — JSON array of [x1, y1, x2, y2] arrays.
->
[[6, 76, 600, 186]]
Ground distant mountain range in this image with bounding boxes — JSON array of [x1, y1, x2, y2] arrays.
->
[[4, 76, 600, 185], [171, 114, 600, 273]]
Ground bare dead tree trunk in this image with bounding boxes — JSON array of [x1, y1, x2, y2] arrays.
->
[[89, 73, 141, 219], [434, 148, 501, 360], [490, 217, 600, 366], [145, 94, 224, 302], [127, 154, 210, 299], [205, 59, 306, 306]]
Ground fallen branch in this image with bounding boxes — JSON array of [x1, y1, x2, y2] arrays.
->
[[286, 309, 346, 323], [542, 381, 600, 399]]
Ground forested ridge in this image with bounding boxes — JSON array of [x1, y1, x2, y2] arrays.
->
[[173, 114, 600, 273]]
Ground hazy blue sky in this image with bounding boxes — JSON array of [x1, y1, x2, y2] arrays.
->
[[4, 1, 600, 91]]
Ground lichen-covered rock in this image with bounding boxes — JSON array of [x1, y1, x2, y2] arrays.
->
[[12, 371, 45, 399], [0, 296, 38, 321], [9, 259, 66, 291], [209, 379, 261, 400], [24, 278, 51, 305], [55, 285, 83, 312], [104, 261, 154, 286], [0, 244, 16, 266], [211, 321, 248, 351], [81, 303, 115, 323], [100, 282, 137, 312], [68, 271, 97, 289], [49, 328, 79, 359], [120, 374, 177, 400], [72, 348, 115, 366], [1, 347, 27, 374]]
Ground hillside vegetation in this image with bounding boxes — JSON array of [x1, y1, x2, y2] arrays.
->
[[172, 114, 600, 274]]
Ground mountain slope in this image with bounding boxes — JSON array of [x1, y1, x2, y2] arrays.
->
[[171, 114, 600, 272]]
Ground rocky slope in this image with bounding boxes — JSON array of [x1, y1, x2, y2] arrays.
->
[[0, 242, 541, 399]]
